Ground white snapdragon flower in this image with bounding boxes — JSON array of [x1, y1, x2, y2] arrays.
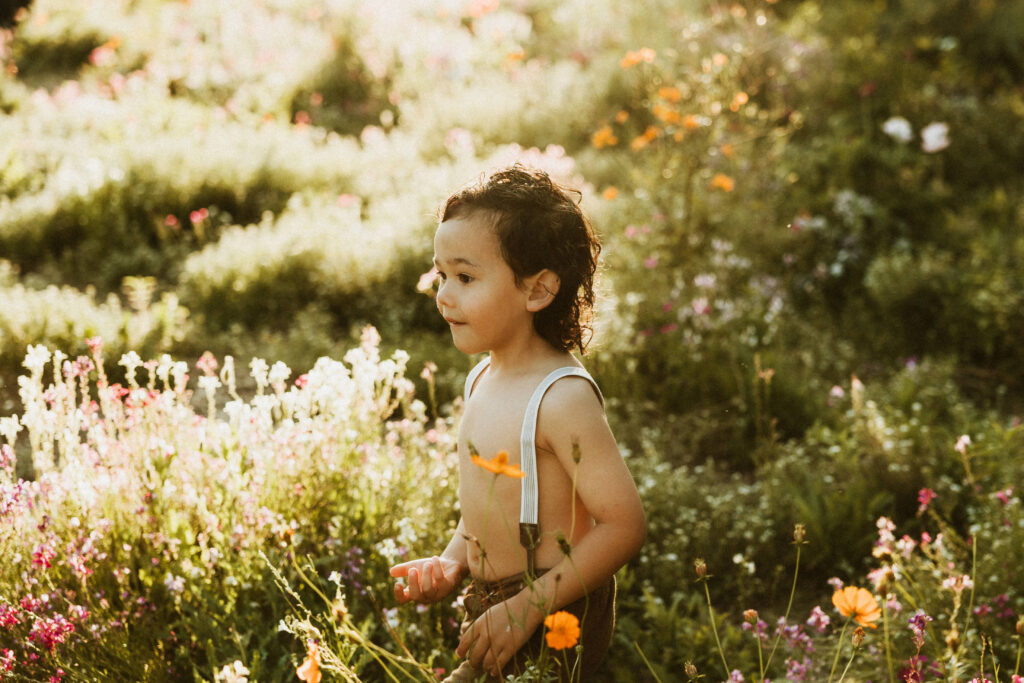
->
[[268, 361, 291, 388], [119, 351, 143, 386], [249, 358, 269, 391], [23, 345, 51, 375], [881, 116, 913, 143]]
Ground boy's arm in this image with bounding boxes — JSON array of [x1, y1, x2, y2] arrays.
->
[[457, 378, 646, 674], [390, 518, 470, 604]]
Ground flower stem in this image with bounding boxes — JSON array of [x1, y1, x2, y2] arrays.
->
[[835, 644, 860, 683], [827, 620, 850, 683], [763, 542, 801, 677], [883, 598, 895, 683], [633, 642, 664, 683], [703, 580, 731, 677]]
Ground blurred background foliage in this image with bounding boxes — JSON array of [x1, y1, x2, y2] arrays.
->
[[1, 0, 1022, 679]]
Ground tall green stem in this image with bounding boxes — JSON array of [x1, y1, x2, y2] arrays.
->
[[763, 543, 801, 676], [827, 620, 850, 683], [703, 580, 731, 677], [883, 598, 895, 683]]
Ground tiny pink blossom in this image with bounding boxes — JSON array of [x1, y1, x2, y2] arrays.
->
[[644, 256, 659, 268]]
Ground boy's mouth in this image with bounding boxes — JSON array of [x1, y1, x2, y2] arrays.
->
[[444, 317, 465, 326]]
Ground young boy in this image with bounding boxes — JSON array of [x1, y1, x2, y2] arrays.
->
[[389, 165, 646, 681]]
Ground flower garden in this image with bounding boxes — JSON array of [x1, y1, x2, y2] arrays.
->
[[1, 0, 1022, 681]]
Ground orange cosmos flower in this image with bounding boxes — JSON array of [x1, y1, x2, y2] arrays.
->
[[651, 104, 680, 124], [832, 586, 882, 628], [682, 114, 703, 130], [615, 109, 630, 124], [630, 125, 659, 150], [296, 641, 321, 683], [710, 173, 735, 192], [601, 186, 619, 200], [730, 91, 749, 112], [658, 86, 682, 103], [591, 125, 618, 149], [471, 450, 526, 479], [544, 611, 581, 650], [620, 47, 656, 68]]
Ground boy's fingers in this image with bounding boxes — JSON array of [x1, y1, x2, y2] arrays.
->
[[407, 568, 421, 600], [393, 582, 409, 604], [389, 562, 412, 577]]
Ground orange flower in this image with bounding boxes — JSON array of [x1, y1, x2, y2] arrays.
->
[[712, 52, 729, 67], [682, 114, 703, 130], [832, 586, 882, 628], [620, 47, 656, 68], [710, 173, 735, 192], [601, 186, 619, 201], [614, 109, 630, 124], [730, 91, 749, 112], [651, 104, 680, 124], [544, 611, 581, 650], [720, 143, 735, 158], [658, 86, 682, 103], [630, 125, 659, 150], [471, 450, 526, 478], [591, 125, 618, 149], [296, 641, 321, 683]]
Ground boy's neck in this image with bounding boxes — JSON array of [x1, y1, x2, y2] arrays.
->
[[484, 333, 572, 376]]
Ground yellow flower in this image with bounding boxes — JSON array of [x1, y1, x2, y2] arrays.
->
[[471, 450, 526, 479], [832, 586, 882, 628], [710, 173, 735, 192], [296, 641, 321, 683], [544, 611, 581, 650]]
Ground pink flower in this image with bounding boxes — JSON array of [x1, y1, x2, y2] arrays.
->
[[644, 256, 659, 268], [994, 488, 1013, 505], [954, 434, 971, 454], [806, 605, 831, 633], [660, 323, 679, 334], [917, 488, 936, 512]]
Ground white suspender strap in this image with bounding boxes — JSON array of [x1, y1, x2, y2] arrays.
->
[[463, 357, 491, 402], [518, 366, 603, 526]]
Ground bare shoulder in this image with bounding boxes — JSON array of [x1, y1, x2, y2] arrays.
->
[[536, 373, 614, 462]]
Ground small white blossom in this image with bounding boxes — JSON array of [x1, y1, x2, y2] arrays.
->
[[881, 116, 913, 143], [921, 122, 950, 153], [23, 345, 51, 375]]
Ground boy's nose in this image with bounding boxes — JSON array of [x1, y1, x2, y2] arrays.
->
[[435, 280, 453, 309]]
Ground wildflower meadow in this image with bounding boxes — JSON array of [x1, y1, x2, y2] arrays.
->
[[1, 0, 1023, 681]]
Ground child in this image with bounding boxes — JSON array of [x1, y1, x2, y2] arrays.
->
[[389, 165, 646, 681]]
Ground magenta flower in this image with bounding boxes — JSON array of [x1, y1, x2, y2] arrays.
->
[[806, 605, 831, 633]]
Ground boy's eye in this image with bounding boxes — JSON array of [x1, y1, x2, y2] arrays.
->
[[458, 273, 473, 284]]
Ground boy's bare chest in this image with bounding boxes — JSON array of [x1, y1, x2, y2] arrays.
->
[[458, 382, 536, 462]]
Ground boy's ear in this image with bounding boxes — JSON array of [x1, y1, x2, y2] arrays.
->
[[525, 269, 560, 312]]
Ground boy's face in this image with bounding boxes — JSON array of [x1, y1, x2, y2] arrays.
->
[[433, 212, 533, 355]]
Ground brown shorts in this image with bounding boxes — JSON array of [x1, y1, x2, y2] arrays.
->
[[442, 569, 616, 682]]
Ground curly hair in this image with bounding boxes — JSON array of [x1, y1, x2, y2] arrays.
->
[[439, 164, 601, 354]]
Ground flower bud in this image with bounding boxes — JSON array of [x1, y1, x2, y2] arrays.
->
[[945, 626, 960, 652], [852, 626, 865, 648], [793, 523, 806, 543], [743, 609, 759, 624], [684, 661, 698, 679], [694, 558, 707, 579], [1016, 617, 1024, 636]]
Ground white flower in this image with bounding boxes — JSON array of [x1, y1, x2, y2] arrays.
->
[[23, 345, 51, 375], [268, 361, 291, 386], [881, 116, 913, 143], [249, 358, 269, 389], [921, 122, 950, 153], [0, 415, 21, 444]]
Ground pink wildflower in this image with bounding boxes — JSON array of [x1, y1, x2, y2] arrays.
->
[[917, 488, 936, 513], [806, 605, 830, 633]]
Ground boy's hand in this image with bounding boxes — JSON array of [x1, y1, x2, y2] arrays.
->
[[456, 597, 539, 678], [389, 556, 464, 604]]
